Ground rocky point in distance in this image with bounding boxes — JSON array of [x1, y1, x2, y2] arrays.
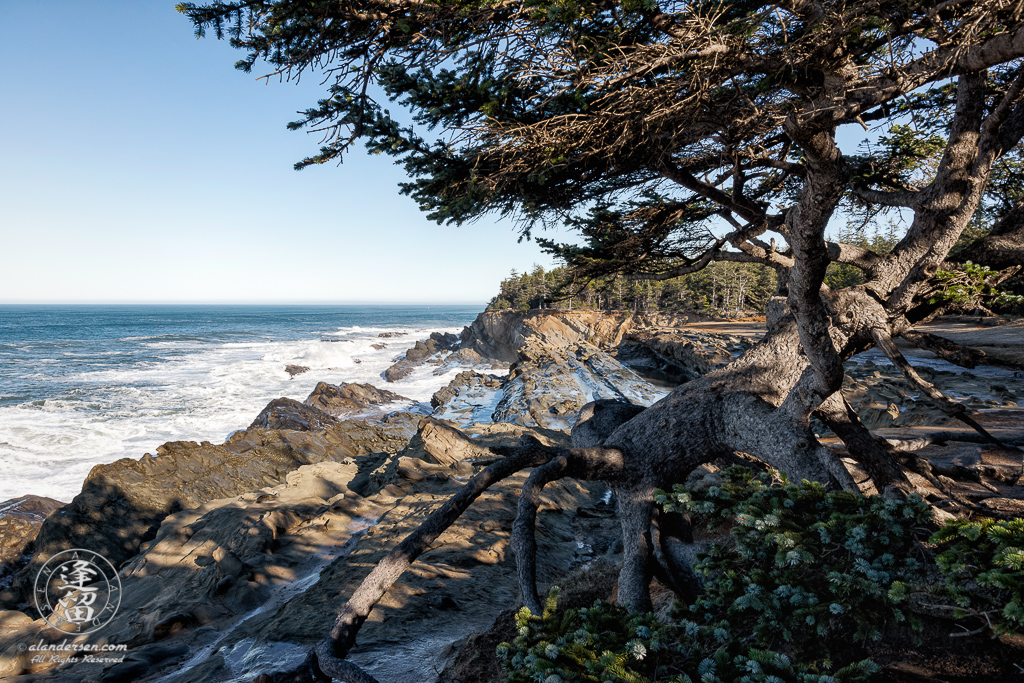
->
[[1, 309, 1022, 682]]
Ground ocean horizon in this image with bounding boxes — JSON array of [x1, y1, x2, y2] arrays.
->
[[0, 304, 484, 502]]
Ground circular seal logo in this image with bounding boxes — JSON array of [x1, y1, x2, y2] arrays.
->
[[34, 549, 121, 634]]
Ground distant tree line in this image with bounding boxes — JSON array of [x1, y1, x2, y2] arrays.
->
[[490, 210, 1021, 318], [487, 262, 777, 317]]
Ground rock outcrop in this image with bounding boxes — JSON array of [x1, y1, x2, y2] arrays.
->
[[446, 310, 665, 429], [458, 310, 634, 363], [304, 381, 408, 417], [284, 364, 310, 378], [618, 328, 753, 380], [249, 397, 340, 431], [430, 371, 505, 426], [384, 332, 462, 381], [493, 340, 664, 430], [0, 496, 64, 585], [0, 421, 612, 683], [2, 311, 1023, 683], [0, 414, 419, 611]]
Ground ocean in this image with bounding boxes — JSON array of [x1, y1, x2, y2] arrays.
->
[[0, 304, 482, 503]]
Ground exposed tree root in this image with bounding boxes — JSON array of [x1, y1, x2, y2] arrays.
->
[[814, 392, 911, 495], [251, 316, 1022, 682], [650, 509, 702, 603], [514, 454, 573, 614]]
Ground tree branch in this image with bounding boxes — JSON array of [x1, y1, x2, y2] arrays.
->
[[852, 185, 921, 208]]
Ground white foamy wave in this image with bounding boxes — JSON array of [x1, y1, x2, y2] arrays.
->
[[0, 326, 473, 502]]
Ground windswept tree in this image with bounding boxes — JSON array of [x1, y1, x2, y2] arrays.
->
[[179, 1, 1024, 680]]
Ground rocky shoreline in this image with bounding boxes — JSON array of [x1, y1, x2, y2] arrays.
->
[[1, 310, 1022, 682]]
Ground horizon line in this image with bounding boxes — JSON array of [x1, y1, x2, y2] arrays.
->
[[0, 300, 488, 306]]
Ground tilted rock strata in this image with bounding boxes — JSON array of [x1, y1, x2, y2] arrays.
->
[[249, 397, 341, 431], [384, 332, 461, 382], [0, 422, 611, 683], [493, 340, 665, 430], [458, 310, 634, 363]]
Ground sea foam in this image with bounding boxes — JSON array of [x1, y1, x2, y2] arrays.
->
[[0, 318, 476, 502]]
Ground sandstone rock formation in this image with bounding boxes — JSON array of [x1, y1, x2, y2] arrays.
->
[[249, 397, 340, 431], [492, 340, 664, 430], [0, 414, 419, 611], [0, 421, 611, 683], [457, 310, 634, 363]]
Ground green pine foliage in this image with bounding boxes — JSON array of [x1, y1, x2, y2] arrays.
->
[[486, 263, 776, 317], [499, 588, 881, 683], [926, 261, 1024, 309], [658, 469, 932, 662]]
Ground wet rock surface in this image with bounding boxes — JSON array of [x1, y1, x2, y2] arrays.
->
[[248, 397, 340, 431], [283, 365, 309, 378], [429, 371, 504, 426], [383, 332, 461, 382]]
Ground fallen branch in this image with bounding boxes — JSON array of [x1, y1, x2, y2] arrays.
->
[[252, 436, 558, 683]]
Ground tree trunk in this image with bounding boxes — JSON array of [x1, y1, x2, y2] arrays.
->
[[582, 291, 885, 608]]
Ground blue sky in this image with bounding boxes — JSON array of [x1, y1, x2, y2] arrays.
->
[[1, 3, 886, 305], [0, 1, 572, 304]]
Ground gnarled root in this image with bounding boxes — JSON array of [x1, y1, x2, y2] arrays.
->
[[512, 445, 625, 613], [514, 454, 572, 614], [615, 488, 657, 611], [651, 509, 701, 604]]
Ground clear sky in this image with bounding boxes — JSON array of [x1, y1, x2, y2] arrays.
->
[[0, 2, 574, 304]]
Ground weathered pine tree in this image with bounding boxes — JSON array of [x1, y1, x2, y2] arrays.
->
[[178, 1, 1024, 680]]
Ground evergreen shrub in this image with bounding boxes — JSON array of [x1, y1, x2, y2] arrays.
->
[[930, 517, 1024, 632], [499, 469, 1024, 682], [499, 468, 935, 682]]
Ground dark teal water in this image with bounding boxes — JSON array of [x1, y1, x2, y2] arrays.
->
[[0, 304, 480, 501]]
